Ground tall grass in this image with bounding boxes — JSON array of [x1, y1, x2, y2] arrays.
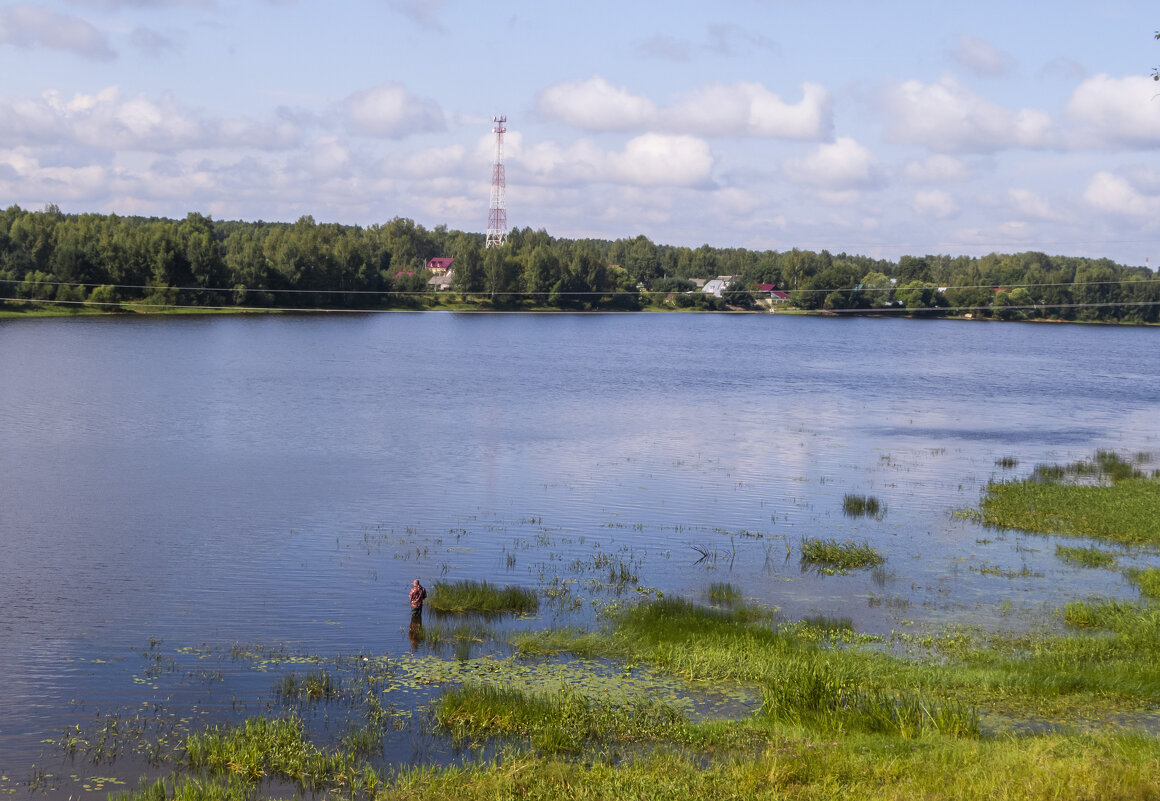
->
[[760, 658, 978, 738], [428, 579, 539, 615]]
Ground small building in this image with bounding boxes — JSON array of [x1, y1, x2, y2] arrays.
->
[[425, 257, 455, 274], [702, 279, 727, 297], [428, 270, 454, 291]]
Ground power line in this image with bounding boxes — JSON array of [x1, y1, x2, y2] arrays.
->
[[2, 276, 1159, 297]]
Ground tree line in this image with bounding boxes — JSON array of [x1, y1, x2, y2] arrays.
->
[[1, 205, 1157, 323]]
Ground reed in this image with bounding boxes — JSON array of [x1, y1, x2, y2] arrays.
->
[[842, 494, 884, 518], [705, 582, 741, 603], [428, 579, 539, 615]]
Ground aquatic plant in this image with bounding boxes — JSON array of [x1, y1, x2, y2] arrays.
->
[[705, 582, 741, 604], [1124, 566, 1160, 599], [274, 670, 339, 702], [841, 493, 884, 518], [431, 683, 684, 754], [800, 537, 885, 571], [1055, 544, 1118, 569], [428, 579, 539, 615], [760, 658, 979, 738]]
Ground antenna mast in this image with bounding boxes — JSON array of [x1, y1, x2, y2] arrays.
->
[[485, 115, 507, 248]]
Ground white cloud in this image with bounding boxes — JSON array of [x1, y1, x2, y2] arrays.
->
[[882, 76, 1052, 153], [1065, 75, 1160, 149], [669, 81, 831, 139], [952, 34, 1014, 77], [397, 144, 470, 180], [613, 134, 714, 187], [1083, 171, 1160, 221], [782, 137, 883, 190], [0, 87, 304, 152], [0, 4, 115, 61], [515, 134, 713, 188], [341, 82, 445, 139], [535, 77, 657, 132], [912, 189, 958, 219], [536, 77, 830, 139], [308, 136, 349, 176], [904, 154, 969, 184], [1008, 188, 1054, 220]]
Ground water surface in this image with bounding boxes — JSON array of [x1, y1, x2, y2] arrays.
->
[[1, 312, 1157, 790]]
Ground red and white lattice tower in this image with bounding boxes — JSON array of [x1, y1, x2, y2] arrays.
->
[[485, 115, 507, 248]]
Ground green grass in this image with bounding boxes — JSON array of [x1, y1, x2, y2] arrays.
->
[[1124, 566, 1160, 598], [428, 579, 539, 615], [800, 537, 885, 571], [980, 478, 1160, 545], [181, 715, 381, 793], [1055, 544, 1119, 569], [431, 683, 684, 754], [96, 592, 1160, 801]]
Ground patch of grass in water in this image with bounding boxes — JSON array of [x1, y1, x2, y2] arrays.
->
[[704, 582, 741, 604], [842, 493, 884, 518], [980, 453, 1160, 545], [1124, 566, 1160, 599], [182, 715, 381, 793], [800, 537, 885, 571], [1055, 544, 1118, 569], [428, 579, 539, 615], [273, 670, 339, 702]]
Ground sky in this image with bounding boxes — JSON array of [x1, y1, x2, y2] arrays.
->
[[1, 0, 1158, 266]]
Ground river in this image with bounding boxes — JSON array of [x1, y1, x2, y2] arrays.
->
[[1, 312, 1157, 791]]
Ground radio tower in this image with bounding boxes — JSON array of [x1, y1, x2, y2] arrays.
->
[[485, 115, 507, 248]]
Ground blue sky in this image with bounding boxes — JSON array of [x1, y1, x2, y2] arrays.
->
[[1, 1, 1158, 265]]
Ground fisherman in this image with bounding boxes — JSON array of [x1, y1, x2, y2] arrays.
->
[[409, 578, 427, 624]]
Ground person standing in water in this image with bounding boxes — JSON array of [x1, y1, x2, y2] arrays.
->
[[408, 579, 428, 652], [409, 579, 427, 623]]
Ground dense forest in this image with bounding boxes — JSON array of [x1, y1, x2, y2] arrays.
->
[[1, 205, 1157, 323]]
